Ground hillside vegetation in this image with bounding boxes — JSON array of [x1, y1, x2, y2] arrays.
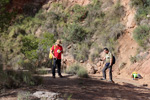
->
[[0, 0, 125, 67], [1, 0, 150, 89], [131, 0, 150, 50], [0, 0, 126, 88]]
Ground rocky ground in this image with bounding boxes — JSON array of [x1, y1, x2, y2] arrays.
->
[[0, 73, 150, 100]]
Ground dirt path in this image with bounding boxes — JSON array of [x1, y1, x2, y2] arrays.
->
[[1, 73, 150, 100]]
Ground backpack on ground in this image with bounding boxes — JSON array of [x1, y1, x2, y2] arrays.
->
[[49, 45, 56, 59]]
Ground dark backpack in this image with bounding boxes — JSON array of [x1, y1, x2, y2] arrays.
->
[[112, 55, 116, 65]]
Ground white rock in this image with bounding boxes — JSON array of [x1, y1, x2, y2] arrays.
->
[[147, 15, 150, 18], [33, 91, 60, 100]]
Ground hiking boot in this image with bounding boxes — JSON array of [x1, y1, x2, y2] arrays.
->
[[59, 75, 63, 78], [100, 78, 106, 80], [108, 80, 114, 83]]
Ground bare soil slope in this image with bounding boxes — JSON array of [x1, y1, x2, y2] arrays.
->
[[113, 0, 150, 86]]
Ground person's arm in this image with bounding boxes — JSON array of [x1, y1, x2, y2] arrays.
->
[[110, 58, 113, 66], [110, 54, 113, 66], [100, 57, 106, 61]]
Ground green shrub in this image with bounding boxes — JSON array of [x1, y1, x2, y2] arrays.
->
[[129, 55, 145, 63], [89, 51, 100, 62], [85, 1, 104, 27], [131, 0, 144, 7], [66, 64, 88, 78], [0, 70, 42, 88], [77, 67, 88, 78], [39, 32, 55, 51], [89, 43, 103, 62], [51, 2, 65, 11], [18, 59, 36, 72], [72, 43, 90, 61], [135, 7, 150, 23], [109, 23, 124, 40], [119, 62, 126, 70], [21, 35, 39, 60], [13, 15, 43, 34], [70, 4, 88, 22], [17, 91, 31, 100], [131, 0, 150, 23], [146, 0, 150, 6], [130, 52, 148, 64], [130, 56, 137, 64], [129, 55, 144, 64], [131, 0, 150, 7], [66, 64, 80, 75], [35, 10, 47, 21], [64, 23, 88, 43], [9, 26, 26, 38], [42, 10, 65, 35], [133, 25, 150, 49], [112, 1, 124, 18], [48, 12, 61, 22]]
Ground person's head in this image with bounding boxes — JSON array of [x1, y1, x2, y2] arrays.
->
[[132, 71, 137, 75], [56, 39, 62, 45], [103, 48, 109, 54]]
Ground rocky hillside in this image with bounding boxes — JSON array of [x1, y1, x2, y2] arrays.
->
[[1, 0, 150, 86], [114, 0, 150, 81]]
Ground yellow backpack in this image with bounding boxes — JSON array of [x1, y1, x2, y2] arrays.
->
[[49, 45, 56, 59]]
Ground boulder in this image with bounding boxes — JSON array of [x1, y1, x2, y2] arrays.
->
[[32, 91, 63, 100], [86, 63, 97, 74], [17, 91, 39, 100], [80, 60, 84, 63], [18, 91, 64, 100]]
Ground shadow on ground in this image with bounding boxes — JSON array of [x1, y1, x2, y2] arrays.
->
[[40, 75, 150, 100], [0, 74, 150, 100]]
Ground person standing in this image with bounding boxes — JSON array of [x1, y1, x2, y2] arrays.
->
[[50, 40, 63, 78], [101, 48, 114, 82]]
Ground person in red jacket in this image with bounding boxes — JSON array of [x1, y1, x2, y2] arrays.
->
[[51, 40, 63, 78]]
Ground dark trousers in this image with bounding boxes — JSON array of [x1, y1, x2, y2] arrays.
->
[[102, 63, 113, 81], [52, 58, 62, 76]]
